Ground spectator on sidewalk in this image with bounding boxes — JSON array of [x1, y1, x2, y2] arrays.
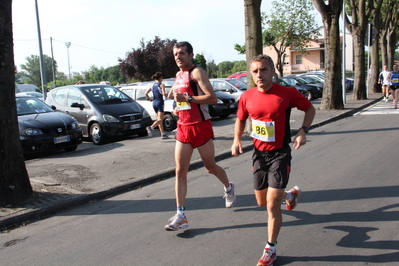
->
[[231, 54, 315, 266]]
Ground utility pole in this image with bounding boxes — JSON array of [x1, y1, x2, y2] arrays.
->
[[35, 0, 47, 99], [65, 42, 71, 80], [50, 37, 56, 88]]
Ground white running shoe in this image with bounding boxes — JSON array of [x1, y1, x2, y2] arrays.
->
[[146, 126, 153, 137], [164, 214, 188, 231], [224, 183, 236, 208]]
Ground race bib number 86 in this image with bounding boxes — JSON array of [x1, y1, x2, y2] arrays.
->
[[250, 119, 275, 142]]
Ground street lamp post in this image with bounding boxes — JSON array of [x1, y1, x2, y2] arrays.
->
[[65, 42, 71, 80], [35, 0, 47, 99]]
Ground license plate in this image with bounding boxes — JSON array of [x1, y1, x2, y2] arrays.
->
[[54, 135, 70, 144], [130, 124, 140, 129], [229, 104, 236, 108]]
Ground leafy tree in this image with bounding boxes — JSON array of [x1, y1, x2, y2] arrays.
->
[[379, 0, 399, 69], [263, 0, 320, 77], [234, 43, 246, 55], [217, 61, 235, 77], [206, 60, 218, 78], [343, 0, 374, 100], [119, 36, 179, 81], [368, 0, 384, 93], [19, 54, 56, 89], [193, 53, 207, 71], [0, 0, 32, 206], [231, 60, 247, 74], [312, 0, 344, 110]]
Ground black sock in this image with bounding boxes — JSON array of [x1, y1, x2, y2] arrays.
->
[[267, 241, 277, 246]]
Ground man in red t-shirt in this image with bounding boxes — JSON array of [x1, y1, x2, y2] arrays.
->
[[231, 54, 315, 266]]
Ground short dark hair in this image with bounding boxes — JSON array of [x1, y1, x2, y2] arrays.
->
[[251, 54, 275, 70], [174, 41, 193, 54]]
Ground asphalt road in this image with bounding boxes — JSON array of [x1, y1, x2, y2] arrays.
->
[[1, 99, 398, 265]]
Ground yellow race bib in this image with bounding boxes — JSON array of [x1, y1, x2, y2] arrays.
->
[[250, 119, 275, 142]]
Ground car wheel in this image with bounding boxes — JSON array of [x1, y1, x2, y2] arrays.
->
[[163, 114, 177, 131], [208, 106, 219, 117], [64, 145, 78, 152], [137, 128, 148, 137], [306, 91, 313, 101], [90, 122, 106, 145]]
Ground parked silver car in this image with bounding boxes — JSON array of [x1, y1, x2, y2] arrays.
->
[[45, 84, 152, 144], [209, 78, 247, 102]]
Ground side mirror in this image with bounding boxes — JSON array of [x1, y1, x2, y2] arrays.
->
[[71, 102, 85, 110]]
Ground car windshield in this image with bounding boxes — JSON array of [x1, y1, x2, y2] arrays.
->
[[281, 78, 298, 86], [82, 86, 131, 104], [16, 97, 54, 115], [294, 77, 308, 85], [303, 76, 322, 83], [225, 79, 247, 89]]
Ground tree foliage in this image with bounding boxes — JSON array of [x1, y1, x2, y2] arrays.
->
[[263, 0, 320, 77], [0, 0, 32, 206], [193, 53, 207, 71], [118, 36, 179, 81], [19, 54, 56, 89]]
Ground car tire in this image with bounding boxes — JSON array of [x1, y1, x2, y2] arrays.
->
[[306, 90, 313, 101], [90, 122, 106, 145], [208, 106, 219, 117], [163, 113, 177, 131], [137, 128, 148, 137], [64, 145, 78, 152]]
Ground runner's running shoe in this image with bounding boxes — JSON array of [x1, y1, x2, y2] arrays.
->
[[286, 186, 301, 211], [146, 126, 153, 137], [164, 214, 188, 231], [161, 134, 169, 139], [257, 247, 277, 266], [224, 182, 236, 208]]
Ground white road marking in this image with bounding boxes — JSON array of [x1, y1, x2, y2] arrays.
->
[[356, 100, 399, 115]]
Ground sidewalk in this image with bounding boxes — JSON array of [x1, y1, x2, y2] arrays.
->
[[0, 93, 382, 230]]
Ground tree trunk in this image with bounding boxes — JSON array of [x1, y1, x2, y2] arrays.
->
[[312, 0, 344, 110], [351, 33, 367, 100], [345, 0, 368, 100], [244, 0, 262, 134], [244, 0, 263, 89], [0, 0, 33, 206]]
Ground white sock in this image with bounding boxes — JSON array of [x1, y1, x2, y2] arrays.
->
[[224, 184, 232, 192]]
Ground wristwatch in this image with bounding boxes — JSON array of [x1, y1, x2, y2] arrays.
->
[[187, 96, 193, 103], [299, 126, 309, 134]]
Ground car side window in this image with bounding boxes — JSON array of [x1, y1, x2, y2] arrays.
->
[[54, 88, 68, 106], [136, 89, 149, 100], [67, 88, 82, 106]]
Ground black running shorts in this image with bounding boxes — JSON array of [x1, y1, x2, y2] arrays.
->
[[252, 146, 292, 190]]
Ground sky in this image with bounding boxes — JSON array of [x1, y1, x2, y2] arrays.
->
[[12, 0, 321, 76]]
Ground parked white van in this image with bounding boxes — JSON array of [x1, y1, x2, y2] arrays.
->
[[119, 85, 177, 131]]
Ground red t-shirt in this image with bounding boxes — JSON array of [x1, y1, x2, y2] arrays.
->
[[237, 83, 312, 151]]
